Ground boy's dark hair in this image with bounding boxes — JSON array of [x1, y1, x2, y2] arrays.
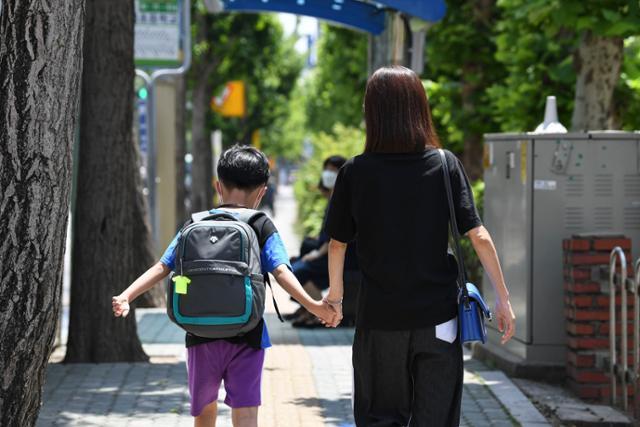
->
[[217, 144, 270, 190], [323, 155, 347, 170]]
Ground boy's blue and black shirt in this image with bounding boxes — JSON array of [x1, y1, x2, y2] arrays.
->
[[160, 209, 290, 349]]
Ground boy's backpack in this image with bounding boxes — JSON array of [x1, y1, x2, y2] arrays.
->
[[166, 208, 279, 339]]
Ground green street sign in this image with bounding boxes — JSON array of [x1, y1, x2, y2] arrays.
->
[[134, 0, 182, 68]]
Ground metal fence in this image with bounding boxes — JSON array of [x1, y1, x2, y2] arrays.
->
[[609, 247, 640, 415]]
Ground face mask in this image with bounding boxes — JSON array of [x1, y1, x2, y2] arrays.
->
[[322, 170, 338, 189]]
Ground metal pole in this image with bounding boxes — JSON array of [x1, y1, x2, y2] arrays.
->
[[134, 0, 191, 245], [134, 69, 155, 236], [610, 247, 627, 409], [634, 258, 640, 416], [621, 254, 628, 412]]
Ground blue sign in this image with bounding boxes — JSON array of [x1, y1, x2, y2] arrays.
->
[[138, 99, 149, 156], [219, 0, 447, 35]]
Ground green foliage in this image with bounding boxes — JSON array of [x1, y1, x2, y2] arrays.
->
[[488, 0, 640, 132], [305, 25, 368, 134], [294, 125, 365, 236], [616, 37, 640, 130], [423, 0, 506, 153], [189, 11, 304, 156], [487, 0, 578, 131], [262, 79, 308, 161], [501, 0, 640, 38]]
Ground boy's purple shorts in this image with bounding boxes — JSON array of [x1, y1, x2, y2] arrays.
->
[[187, 340, 265, 416]]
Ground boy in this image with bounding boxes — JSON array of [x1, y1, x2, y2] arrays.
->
[[112, 145, 337, 427]]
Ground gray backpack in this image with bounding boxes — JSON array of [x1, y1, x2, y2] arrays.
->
[[167, 208, 278, 339]]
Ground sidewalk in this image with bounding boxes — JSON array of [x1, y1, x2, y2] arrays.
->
[[38, 186, 549, 427]]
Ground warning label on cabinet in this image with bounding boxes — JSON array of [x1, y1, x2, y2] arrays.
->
[[534, 180, 557, 191]]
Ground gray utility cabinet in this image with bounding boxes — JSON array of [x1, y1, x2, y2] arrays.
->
[[482, 131, 640, 367]]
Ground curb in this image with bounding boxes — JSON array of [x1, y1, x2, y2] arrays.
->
[[475, 370, 551, 426]]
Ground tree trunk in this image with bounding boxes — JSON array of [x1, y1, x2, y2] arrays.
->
[[190, 42, 218, 212], [65, 0, 150, 362], [191, 73, 215, 212], [571, 31, 623, 131], [460, 63, 484, 182], [0, 1, 84, 424], [460, 0, 494, 182], [175, 75, 187, 224]]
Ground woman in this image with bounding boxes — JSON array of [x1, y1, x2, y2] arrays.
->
[[324, 66, 515, 426]]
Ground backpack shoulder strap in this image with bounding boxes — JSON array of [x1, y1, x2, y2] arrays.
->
[[236, 209, 284, 323], [191, 210, 212, 223], [233, 208, 266, 225], [264, 273, 284, 323]]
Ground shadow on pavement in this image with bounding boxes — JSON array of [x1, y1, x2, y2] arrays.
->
[[38, 362, 190, 426], [289, 396, 354, 427]]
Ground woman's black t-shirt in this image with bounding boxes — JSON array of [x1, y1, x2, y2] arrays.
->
[[326, 148, 482, 330]]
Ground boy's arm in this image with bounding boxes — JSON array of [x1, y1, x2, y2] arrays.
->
[[112, 262, 171, 317], [271, 264, 337, 326]]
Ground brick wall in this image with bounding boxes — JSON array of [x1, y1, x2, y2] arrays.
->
[[563, 235, 635, 402]]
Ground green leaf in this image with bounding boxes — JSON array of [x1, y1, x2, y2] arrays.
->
[[602, 9, 621, 22]]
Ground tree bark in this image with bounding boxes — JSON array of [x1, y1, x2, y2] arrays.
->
[[460, 62, 484, 182], [0, 1, 84, 424], [191, 70, 216, 212], [190, 14, 219, 213], [571, 31, 623, 131], [65, 0, 151, 362], [175, 75, 187, 224], [460, 0, 494, 182]]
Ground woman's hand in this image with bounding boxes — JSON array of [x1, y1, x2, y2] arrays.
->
[[307, 300, 338, 327], [112, 295, 130, 318], [494, 297, 515, 344]]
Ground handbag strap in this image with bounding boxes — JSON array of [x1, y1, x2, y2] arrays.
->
[[438, 149, 470, 304]]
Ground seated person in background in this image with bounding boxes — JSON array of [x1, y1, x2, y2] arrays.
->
[[288, 155, 359, 328]]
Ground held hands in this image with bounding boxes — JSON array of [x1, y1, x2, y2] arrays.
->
[[495, 297, 516, 344], [112, 295, 130, 318], [307, 298, 343, 327], [321, 296, 343, 328]]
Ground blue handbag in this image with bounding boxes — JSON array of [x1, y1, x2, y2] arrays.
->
[[438, 149, 492, 344]]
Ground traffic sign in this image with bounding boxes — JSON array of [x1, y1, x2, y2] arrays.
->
[[211, 81, 246, 117], [134, 0, 182, 68]]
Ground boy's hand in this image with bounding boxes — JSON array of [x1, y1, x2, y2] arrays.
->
[[112, 295, 130, 318], [322, 297, 343, 327], [307, 300, 338, 327]]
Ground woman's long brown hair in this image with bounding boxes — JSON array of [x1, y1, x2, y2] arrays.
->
[[364, 66, 441, 153]]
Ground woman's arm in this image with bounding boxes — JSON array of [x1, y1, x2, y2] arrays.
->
[[271, 264, 336, 325], [467, 225, 515, 344], [326, 239, 347, 325], [112, 262, 170, 317]]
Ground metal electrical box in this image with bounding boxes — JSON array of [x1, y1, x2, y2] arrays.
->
[[481, 131, 640, 368]]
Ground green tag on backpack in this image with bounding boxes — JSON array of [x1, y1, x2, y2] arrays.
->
[[172, 275, 191, 295]]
